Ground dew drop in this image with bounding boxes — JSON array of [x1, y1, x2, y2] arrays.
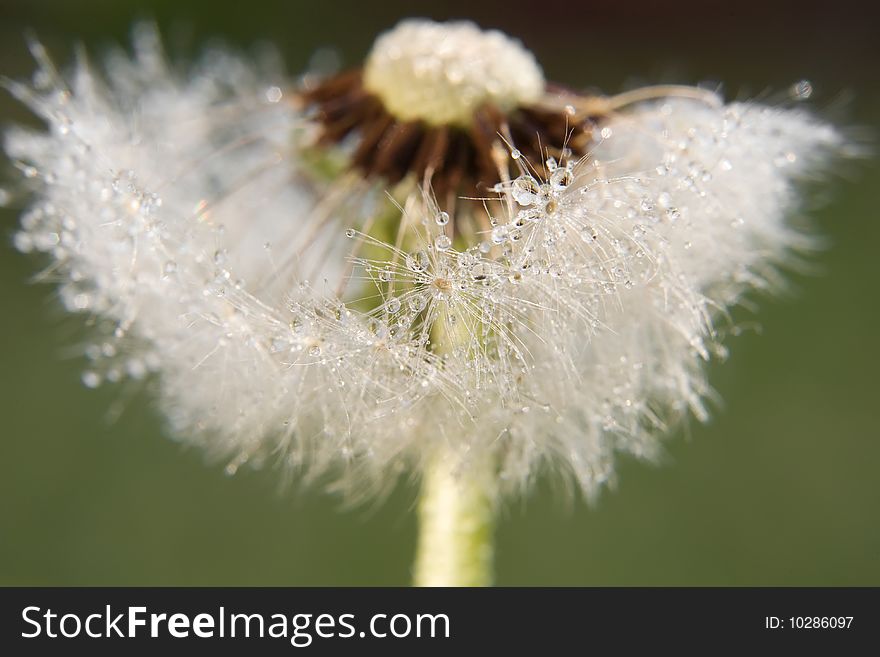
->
[[345, 228, 356, 238], [407, 294, 427, 313], [510, 148, 521, 160], [520, 208, 543, 223], [265, 86, 283, 103], [491, 225, 509, 244], [81, 371, 101, 388], [435, 234, 452, 251], [435, 210, 450, 226], [791, 79, 813, 100], [470, 262, 493, 283], [406, 251, 428, 272], [581, 225, 598, 243], [549, 167, 573, 190], [386, 297, 402, 313], [512, 175, 540, 206], [458, 251, 477, 268]]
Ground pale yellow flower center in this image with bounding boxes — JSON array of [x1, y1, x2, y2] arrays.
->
[[363, 19, 545, 127]]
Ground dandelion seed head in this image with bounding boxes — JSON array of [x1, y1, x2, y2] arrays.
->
[[4, 21, 851, 501], [362, 19, 544, 126]]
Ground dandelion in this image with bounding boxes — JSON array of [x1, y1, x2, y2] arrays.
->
[[3, 19, 851, 585]]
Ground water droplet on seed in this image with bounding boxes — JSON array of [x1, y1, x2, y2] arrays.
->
[[491, 225, 509, 244], [435, 234, 452, 251], [791, 79, 813, 100], [265, 86, 283, 103], [512, 175, 540, 206], [549, 167, 573, 190]]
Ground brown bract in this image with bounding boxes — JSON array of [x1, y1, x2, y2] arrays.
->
[[301, 70, 602, 207]]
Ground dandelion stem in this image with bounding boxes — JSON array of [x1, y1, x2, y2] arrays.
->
[[413, 452, 496, 587]]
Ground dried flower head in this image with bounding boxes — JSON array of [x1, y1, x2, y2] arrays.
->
[[4, 19, 849, 502], [303, 18, 600, 204]]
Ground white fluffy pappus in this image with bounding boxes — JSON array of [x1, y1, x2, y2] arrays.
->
[[3, 21, 850, 500]]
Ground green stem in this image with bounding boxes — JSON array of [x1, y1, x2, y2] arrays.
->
[[411, 243, 497, 586], [413, 452, 496, 587]]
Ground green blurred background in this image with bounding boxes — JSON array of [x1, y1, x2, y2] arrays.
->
[[1, 0, 878, 585]]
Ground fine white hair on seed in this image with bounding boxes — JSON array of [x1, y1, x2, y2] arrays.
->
[[363, 19, 545, 126]]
